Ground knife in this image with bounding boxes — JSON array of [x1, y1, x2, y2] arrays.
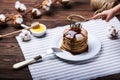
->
[[13, 48, 62, 69]]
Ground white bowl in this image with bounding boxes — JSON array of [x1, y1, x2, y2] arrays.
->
[[30, 23, 46, 37]]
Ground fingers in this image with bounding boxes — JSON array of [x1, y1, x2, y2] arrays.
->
[[92, 13, 105, 19], [106, 15, 113, 22], [92, 13, 111, 22], [92, 13, 100, 19]]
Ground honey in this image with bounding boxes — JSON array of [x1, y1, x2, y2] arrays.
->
[[31, 24, 46, 33]]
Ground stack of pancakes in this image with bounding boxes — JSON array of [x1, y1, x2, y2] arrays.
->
[[60, 23, 88, 55]]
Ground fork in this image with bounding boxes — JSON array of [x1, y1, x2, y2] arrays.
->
[[13, 48, 62, 69]]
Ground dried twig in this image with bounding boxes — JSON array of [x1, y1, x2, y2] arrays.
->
[[0, 26, 31, 38]]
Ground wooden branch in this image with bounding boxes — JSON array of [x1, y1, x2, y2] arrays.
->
[[21, 0, 59, 16], [0, 26, 31, 38], [0, 17, 13, 24]]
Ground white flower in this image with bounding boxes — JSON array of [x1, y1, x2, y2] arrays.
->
[[15, 1, 20, 9], [42, 0, 52, 11], [107, 26, 119, 38], [15, 1, 27, 11], [0, 14, 6, 22], [19, 29, 31, 41], [43, 6, 50, 11], [20, 4, 27, 11], [14, 14, 23, 24], [32, 8, 42, 16], [47, 0, 52, 7], [16, 18, 23, 24]]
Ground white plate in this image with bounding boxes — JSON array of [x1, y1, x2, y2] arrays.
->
[[54, 33, 101, 61]]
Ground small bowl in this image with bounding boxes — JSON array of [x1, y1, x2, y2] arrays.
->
[[30, 23, 46, 37]]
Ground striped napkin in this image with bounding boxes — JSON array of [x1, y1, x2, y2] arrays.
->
[[16, 17, 120, 80]]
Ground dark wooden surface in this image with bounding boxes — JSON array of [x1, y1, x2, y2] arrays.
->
[[0, 0, 120, 80]]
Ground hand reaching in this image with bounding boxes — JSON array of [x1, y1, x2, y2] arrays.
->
[[92, 4, 120, 22], [92, 9, 116, 22]]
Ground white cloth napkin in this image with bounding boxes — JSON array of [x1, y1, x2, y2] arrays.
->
[[16, 17, 120, 80]]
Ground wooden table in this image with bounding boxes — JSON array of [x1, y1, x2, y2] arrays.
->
[[0, 0, 120, 80]]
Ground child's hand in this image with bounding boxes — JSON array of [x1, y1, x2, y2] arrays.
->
[[92, 9, 115, 22]]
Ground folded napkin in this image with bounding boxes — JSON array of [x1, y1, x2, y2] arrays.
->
[[16, 17, 120, 80]]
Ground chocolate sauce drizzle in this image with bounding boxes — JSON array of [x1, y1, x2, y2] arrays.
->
[[64, 20, 82, 50]]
